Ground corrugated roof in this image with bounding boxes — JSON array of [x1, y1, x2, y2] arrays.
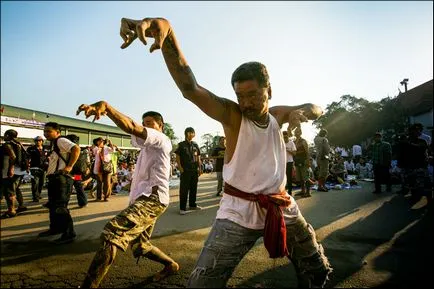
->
[[0, 104, 129, 136], [396, 79, 433, 116]]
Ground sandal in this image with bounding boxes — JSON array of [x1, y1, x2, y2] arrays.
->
[[1, 211, 17, 219]]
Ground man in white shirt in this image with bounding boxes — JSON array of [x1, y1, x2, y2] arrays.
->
[[38, 122, 80, 245], [352, 144, 362, 163], [77, 101, 179, 288], [283, 131, 297, 195], [118, 17, 332, 288]]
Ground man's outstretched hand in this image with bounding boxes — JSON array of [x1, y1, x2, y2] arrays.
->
[[120, 17, 171, 52], [286, 104, 323, 132], [76, 101, 108, 122]]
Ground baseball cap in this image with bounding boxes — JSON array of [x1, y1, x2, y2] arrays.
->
[[34, 136, 44, 141]]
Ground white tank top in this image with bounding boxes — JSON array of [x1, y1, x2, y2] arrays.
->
[[217, 114, 299, 229]]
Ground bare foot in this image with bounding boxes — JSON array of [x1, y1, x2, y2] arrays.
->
[[152, 262, 180, 282]]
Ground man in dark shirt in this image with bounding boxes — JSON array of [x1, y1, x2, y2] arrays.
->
[[370, 132, 392, 194], [211, 136, 226, 196], [398, 124, 430, 204], [175, 127, 202, 215], [27, 136, 49, 202]]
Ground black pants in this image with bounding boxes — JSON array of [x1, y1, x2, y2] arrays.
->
[[286, 162, 294, 194], [30, 168, 45, 201], [179, 170, 199, 211], [373, 164, 391, 192], [73, 180, 87, 207], [47, 174, 75, 236]]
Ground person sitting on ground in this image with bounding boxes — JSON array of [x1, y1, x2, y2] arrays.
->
[[355, 157, 370, 179], [329, 157, 347, 184]]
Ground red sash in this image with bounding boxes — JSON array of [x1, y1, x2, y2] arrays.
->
[[224, 183, 291, 258]]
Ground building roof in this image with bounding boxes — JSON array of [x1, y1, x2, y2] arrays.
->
[[1, 104, 128, 135], [396, 79, 433, 116]]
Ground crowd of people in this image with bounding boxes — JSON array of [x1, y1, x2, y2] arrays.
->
[[280, 122, 433, 206]]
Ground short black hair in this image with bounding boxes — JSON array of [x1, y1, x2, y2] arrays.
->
[[44, 122, 61, 132], [142, 111, 164, 126], [231, 61, 270, 89], [93, 137, 103, 145], [184, 127, 195, 135], [4, 129, 18, 138]]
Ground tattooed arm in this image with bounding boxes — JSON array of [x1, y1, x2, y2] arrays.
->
[[119, 17, 239, 127]]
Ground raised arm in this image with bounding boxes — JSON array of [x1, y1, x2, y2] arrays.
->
[[119, 17, 238, 126], [76, 101, 146, 139], [269, 103, 323, 131]]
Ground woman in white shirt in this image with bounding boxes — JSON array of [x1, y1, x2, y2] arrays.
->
[[92, 138, 114, 201]]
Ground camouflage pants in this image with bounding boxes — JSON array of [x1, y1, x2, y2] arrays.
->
[[101, 192, 167, 256], [188, 214, 332, 288]]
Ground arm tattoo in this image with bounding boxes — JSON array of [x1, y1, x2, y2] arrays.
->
[[164, 34, 180, 58], [179, 66, 196, 91], [207, 90, 227, 108]]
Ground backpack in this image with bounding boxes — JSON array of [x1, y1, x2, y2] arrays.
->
[[8, 141, 29, 171], [53, 136, 90, 176]]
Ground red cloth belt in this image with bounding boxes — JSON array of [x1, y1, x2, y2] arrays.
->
[[223, 182, 291, 258]]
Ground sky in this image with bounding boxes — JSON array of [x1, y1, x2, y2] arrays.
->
[[1, 1, 433, 145]]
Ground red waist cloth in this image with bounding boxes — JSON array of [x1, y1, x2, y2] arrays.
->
[[223, 183, 291, 258]]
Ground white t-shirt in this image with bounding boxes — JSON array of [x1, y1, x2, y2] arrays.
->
[[128, 128, 172, 206], [341, 149, 349, 157], [344, 160, 355, 172], [218, 115, 299, 230], [285, 139, 297, 162], [352, 145, 362, 156], [47, 137, 76, 175]]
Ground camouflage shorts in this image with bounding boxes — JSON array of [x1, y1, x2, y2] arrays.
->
[[101, 191, 167, 255]]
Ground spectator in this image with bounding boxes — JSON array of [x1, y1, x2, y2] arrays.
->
[[0, 129, 29, 218], [283, 131, 296, 195], [370, 132, 392, 194], [314, 129, 330, 192], [38, 122, 79, 244], [211, 136, 226, 196], [294, 127, 311, 197], [27, 136, 49, 202], [175, 127, 202, 215]]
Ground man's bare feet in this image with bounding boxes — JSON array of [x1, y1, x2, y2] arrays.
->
[[152, 262, 180, 282]]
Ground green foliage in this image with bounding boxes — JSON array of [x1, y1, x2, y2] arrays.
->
[[313, 95, 408, 147], [200, 133, 215, 154], [163, 122, 179, 150]]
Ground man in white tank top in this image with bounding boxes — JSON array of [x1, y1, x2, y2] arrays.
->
[[119, 17, 332, 288]]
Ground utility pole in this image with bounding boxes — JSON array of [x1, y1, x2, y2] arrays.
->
[[400, 78, 409, 92]]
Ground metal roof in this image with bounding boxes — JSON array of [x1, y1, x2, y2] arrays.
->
[[0, 103, 129, 136]]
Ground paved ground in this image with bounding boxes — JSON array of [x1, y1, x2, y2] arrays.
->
[[1, 173, 432, 288]]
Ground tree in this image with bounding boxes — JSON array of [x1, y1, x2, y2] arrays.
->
[[163, 122, 179, 150], [200, 133, 215, 154], [313, 94, 408, 148]]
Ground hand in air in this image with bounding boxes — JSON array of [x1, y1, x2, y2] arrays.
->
[[120, 17, 171, 53], [287, 109, 309, 131], [76, 101, 108, 122]]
